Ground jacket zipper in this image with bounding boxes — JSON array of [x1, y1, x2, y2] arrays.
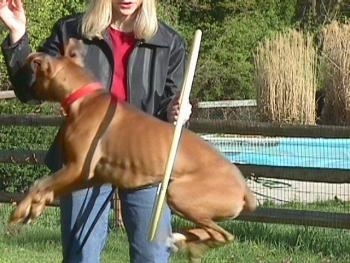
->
[[127, 40, 142, 104], [102, 33, 116, 94]]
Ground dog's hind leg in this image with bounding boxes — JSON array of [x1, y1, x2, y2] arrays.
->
[[171, 226, 232, 262], [197, 219, 234, 242]]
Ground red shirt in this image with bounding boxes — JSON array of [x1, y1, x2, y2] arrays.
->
[[109, 27, 136, 101]]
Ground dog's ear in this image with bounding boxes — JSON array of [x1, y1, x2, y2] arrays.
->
[[64, 38, 86, 67], [26, 52, 53, 76]]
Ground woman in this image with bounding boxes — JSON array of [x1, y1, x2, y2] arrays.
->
[[0, 0, 191, 262]]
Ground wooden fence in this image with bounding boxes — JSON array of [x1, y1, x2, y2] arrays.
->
[[1, 112, 350, 229]]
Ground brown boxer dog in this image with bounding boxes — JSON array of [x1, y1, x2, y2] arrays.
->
[[10, 38, 256, 262]]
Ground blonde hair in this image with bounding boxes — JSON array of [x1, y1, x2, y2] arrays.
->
[[82, 0, 158, 40]]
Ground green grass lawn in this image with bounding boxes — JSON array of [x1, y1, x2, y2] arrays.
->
[[1, 203, 350, 263]]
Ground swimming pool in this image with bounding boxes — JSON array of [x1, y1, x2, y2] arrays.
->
[[203, 135, 350, 170]]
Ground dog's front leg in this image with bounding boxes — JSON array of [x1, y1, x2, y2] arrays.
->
[[10, 164, 83, 224]]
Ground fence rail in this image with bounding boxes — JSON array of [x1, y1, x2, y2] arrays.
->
[[239, 208, 350, 229], [190, 119, 350, 138], [197, 99, 257, 108], [0, 149, 46, 164], [0, 114, 62, 126], [0, 191, 59, 206], [1, 112, 350, 229], [0, 90, 15, 99]]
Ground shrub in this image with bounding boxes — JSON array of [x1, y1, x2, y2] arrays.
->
[[254, 29, 317, 124], [320, 21, 350, 125]]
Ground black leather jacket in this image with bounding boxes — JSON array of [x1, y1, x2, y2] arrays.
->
[[1, 13, 186, 121], [1, 14, 186, 170]]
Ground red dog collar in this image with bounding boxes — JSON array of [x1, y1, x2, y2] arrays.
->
[[61, 82, 104, 114]]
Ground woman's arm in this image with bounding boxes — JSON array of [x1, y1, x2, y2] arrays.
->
[[0, 0, 34, 102], [1, 33, 36, 102], [1, 18, 65, 103]]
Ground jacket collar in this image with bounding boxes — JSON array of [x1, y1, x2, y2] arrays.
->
[[141, 22, 174, 47]]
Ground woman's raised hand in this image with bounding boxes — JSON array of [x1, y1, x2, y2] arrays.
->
[[0, 0, 26, 43]]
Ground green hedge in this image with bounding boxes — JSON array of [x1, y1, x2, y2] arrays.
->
[[0, 101, 58, 192]]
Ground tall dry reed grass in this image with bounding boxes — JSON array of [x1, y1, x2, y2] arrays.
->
[[254, 30, 317, 124], [320, 21, 350, 125]]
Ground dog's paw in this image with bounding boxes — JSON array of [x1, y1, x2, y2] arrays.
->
[[168, 232, 187, 253], [9, 190, 54, 224], [9, 196, 33, 224]]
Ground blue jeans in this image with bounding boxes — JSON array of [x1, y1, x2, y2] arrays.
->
[[60, 184, 172, 263]]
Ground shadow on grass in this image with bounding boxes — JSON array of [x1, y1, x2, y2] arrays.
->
[[227, 220, 350, 258], [1, 223, 61, 248], [172, 215, 350, 260], [0, 204, 61, 249]]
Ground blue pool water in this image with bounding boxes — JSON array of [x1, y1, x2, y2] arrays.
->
[[203, 135, 350, 170]]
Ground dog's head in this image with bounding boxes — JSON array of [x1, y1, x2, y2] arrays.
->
[[27, 38, 93, 102]]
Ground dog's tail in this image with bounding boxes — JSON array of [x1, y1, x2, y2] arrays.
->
[[243, 186, 257, 212]]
